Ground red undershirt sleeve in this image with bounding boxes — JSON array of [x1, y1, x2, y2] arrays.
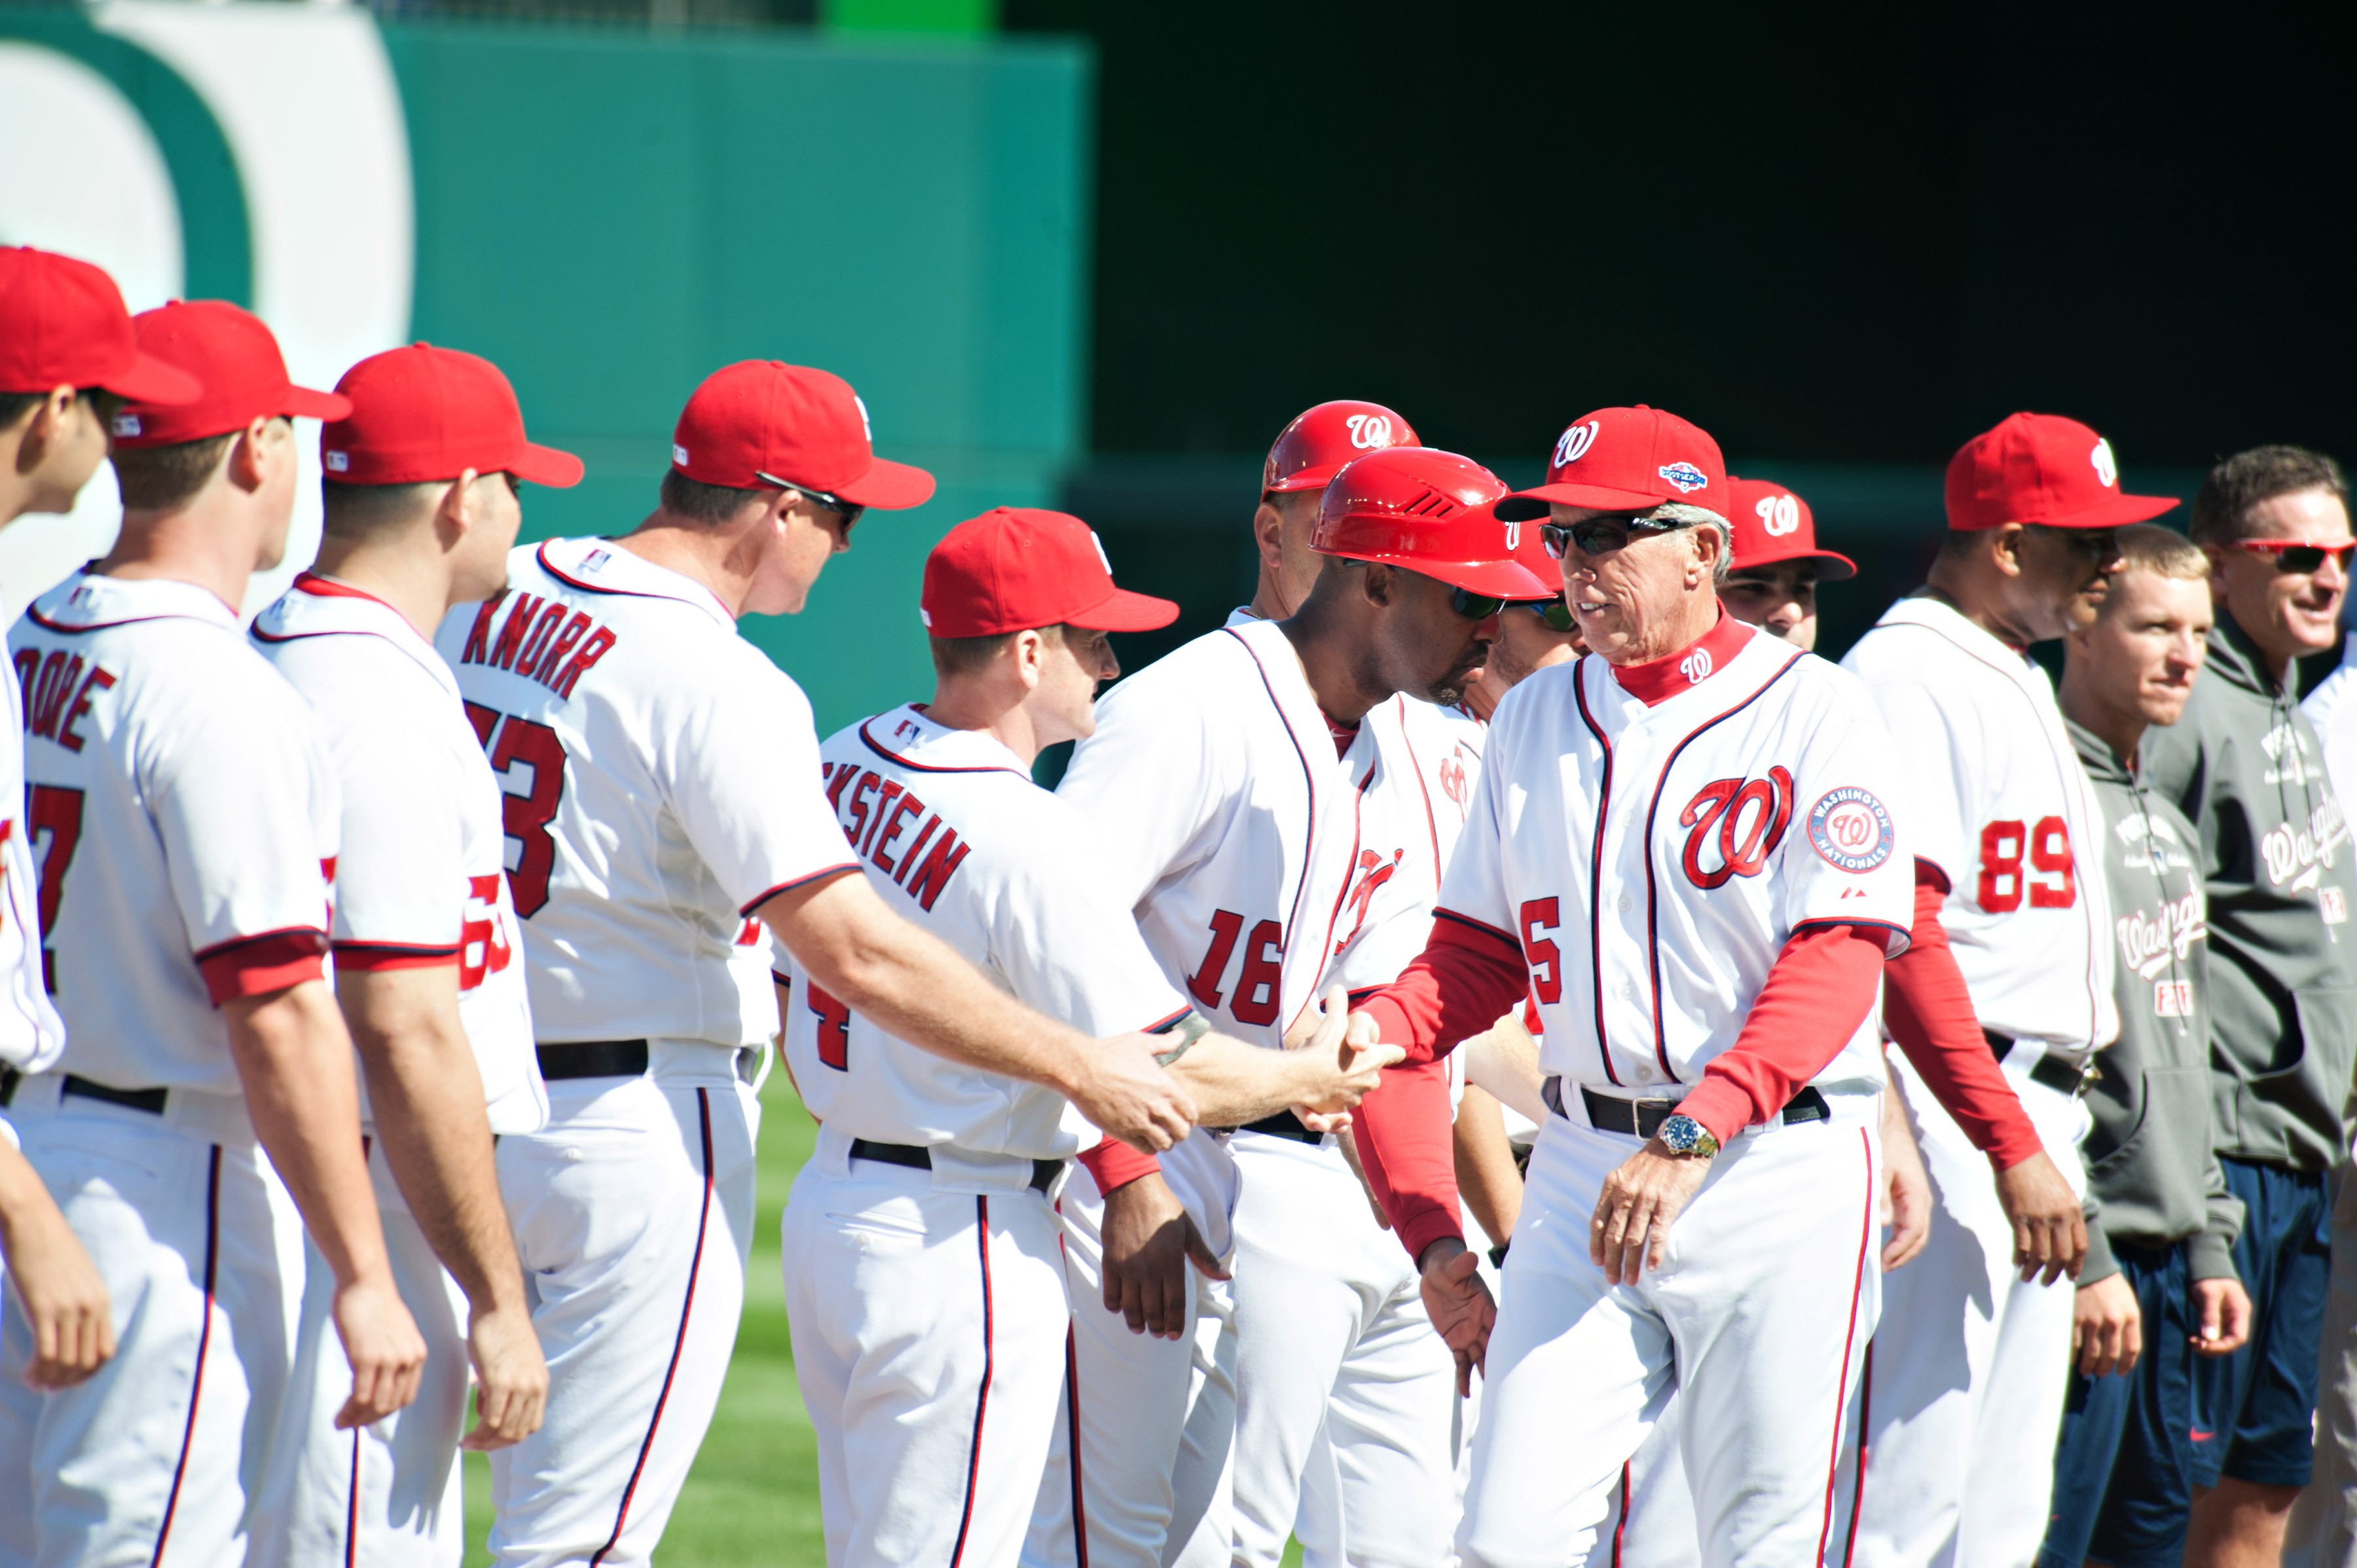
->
[[1882, 861, 2044, 1171], [1348, 1055, 1462, 1263], [1357, 913, 1531, 1067], [1672, 923, 1887, 1144]]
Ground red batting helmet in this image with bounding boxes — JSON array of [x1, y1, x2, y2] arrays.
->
[[1727, 477, 1854, 581], [1312, 447, 1557, 599], [1263, 400, 1419, 494]]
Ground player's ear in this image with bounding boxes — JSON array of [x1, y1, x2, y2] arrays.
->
[[1990, 522, 2029, 579], [437, 468, 481, 542], [225, 415, 274, 493], [1359, 561, 1398, 606], [1251, 500, 1287, 572]]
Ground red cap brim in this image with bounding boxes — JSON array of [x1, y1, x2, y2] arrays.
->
[[1734, 544, 1857, 581], [511, 441, 585, 489], [1067, 585, 1180, 633], [1265, 465, 1338, 495], [283, 386, 353, 422], [100, 352, 203, 407], [836, 455, 937, 510], [1495, 481, 1675, 522], [1956, 492, 2181, 531]]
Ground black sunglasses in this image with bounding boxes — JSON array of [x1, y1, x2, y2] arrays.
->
[[1448, 586, 1508, 620], [757, 471, 866, 531], [1514, 597, 1577, 632], [1541, 515, 1694, 560]]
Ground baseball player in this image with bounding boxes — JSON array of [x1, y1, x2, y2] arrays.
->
[[0, 247, 195, 1397], [782, 504, 1397, 1568], [2041, 522, 2252, 1568], [0, 300, 428, 1566], [1052, 444, 1549, 1568], [1344, 403, 1912, 1567], [1719, 475, 1853, 653], [1841, 413, 2174, 1568], [1244, 399, 1420, 621], [248, 344, 570, 1566], [437, 360, 1196, 1566]]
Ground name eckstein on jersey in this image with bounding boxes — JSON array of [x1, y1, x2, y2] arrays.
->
[[821, 761, 972, 913], [455, 591, 618, 699]]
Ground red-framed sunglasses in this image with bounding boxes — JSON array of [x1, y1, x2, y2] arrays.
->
[[2231, 538, 2357, 574]]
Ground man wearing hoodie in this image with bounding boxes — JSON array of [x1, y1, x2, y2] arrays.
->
[[2041, 522, 2253, 1568], [2144, 445, 2357, 1568]]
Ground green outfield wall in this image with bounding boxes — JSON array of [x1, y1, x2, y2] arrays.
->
[[0, 4, 1091, 730]]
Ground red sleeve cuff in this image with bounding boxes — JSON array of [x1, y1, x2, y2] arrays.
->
[[196, 928, 329, 1006], [1077, 1136, 1160, 1195]]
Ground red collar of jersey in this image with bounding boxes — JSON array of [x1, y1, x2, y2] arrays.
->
[[1605, 610, 1754, 706]]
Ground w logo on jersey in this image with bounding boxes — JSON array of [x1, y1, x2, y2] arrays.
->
[[1678, 767, 1795, 889], [1336, 848, 1406, 953]]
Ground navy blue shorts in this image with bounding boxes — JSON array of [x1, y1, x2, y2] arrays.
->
[[2037, 1242, 2200, 1568], [2192, 1157, 2330, 1490]]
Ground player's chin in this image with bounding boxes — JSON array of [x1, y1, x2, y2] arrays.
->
[[1424, 662, 1486, 704]]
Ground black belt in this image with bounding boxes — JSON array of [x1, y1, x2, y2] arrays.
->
[[1236, 1110, 1323, 1144], [0, 1067, 16, 1108], [536, 1039, 649, 1081], [1542, 1076, 1828, 1139], [850, 1137, 1063, 1195], [62, 1075, 168, 1116], [1986, 1029, 2098, 1097]]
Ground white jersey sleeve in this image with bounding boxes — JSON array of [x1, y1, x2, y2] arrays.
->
[[0, 672, 64, 1077], [660, 668, 855, 917]]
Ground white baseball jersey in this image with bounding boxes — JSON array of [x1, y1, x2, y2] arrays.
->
[[0, 672, 62, 1078], [1446, 622, 1912, 1100], [10, 573, 337, 1093], [253, 573, 545, 1135], [1063, 616, 1481, 1043], [434, 538, 860, 1053], [780, 704, 1188, 1159], [1841, 594, 2117, 1053]]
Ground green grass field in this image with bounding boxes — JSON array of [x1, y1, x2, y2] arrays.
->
[[457, 1071, 1306, 1565]]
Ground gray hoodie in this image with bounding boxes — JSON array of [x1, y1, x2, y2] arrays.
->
[[2070, 719, 2242, 1283], [2142, 617, 2357, 1174]]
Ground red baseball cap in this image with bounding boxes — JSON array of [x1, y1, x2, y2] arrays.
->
[[0, 247, 200, 405], [1263, 400, 1420, 495], [1726, 476, 1855, 581], [1495, 405, 1729, 523], [321, 344, 581, 488], [922, 507, 1178, 638], [1945, 412, 2179, 531], [1313, 447, 1557, 599], [109, 301, 349, 449], [672, 361, 934, 509]]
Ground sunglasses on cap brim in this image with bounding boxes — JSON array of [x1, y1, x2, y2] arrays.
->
[[2232, 538, 2357, 574], [756, 471, 866, 530], [1512, 597, 1577, 632], [1541, 515, 1694, 560]]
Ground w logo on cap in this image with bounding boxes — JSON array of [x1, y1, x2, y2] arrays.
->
[[1345, 412, 1395, 450], [2090, 438, 2119, 488], [1553, 420, 1600, 471]]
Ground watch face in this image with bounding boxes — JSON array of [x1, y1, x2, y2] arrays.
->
[[1661, 1116, 1698, 1152]]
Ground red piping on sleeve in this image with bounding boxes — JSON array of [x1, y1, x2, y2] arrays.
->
[[1882, 861, 2043, 1169]]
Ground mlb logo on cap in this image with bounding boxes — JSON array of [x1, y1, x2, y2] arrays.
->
[[1495, 405, 1729, 522]]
